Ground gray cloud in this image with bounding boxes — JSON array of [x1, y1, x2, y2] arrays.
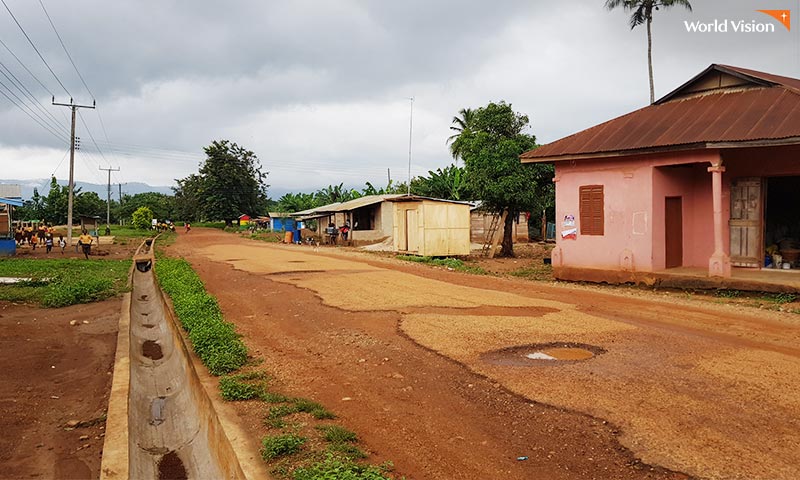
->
[[0, 0, 797, 192]]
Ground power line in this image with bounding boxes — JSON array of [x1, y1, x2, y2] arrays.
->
[[0, 74, 67, 137], [0, 79, 67, 142], [37, 0, 92, 99], [77, 109, 109, 164], [0, 58, 67, 134], [0, 37, 53, 96], [1, 0, 70, 97]]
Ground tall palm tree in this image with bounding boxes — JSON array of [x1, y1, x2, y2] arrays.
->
[[446, 107, 475, 161], [606, 0, 692, 104]]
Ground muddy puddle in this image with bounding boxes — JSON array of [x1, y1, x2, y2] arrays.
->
[[481, 342, 605, 366]]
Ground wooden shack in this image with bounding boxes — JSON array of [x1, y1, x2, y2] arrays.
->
[[390, 196, 471, 257]]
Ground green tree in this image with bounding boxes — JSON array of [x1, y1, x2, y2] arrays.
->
[[605, 0, 692, 104], [173, 174, 204, 222], [452, 101, 553, 257], [197, 140, 269, 226], [74, 191, 106, 218], [43, 177, 68, 225], [446, 108, 476, 161], [276, 192, 317, 213], [131, 206, 154, 230], [410, 164, 470, 201]]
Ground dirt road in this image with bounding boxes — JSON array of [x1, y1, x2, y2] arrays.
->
[[170, 229, 800, 480]]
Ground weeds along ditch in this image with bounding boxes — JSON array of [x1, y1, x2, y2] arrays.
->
[[154, 257, 399, 479], [0, 258, 130, 307]]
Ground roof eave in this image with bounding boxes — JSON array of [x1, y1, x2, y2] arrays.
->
[[520, 136, 800, 163]]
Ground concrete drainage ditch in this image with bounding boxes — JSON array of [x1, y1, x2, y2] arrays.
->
[[481, 342, 606, 366], [100, 239, 251, 479]]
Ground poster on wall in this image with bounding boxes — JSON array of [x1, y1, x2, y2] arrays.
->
[[563, 215, 575, 227], [561, 227, 577, 240]]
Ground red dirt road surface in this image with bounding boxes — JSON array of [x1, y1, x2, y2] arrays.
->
[[0, 299, 119, 479], [169, 229, 800, 480]]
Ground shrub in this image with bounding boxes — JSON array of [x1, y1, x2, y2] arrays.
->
[[41, 277, 114, 307], [294, 398, 336, 419], [131, 206, 154, 230], [261, 434, 306, 461]]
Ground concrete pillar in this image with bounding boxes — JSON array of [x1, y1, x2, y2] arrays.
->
[[708, 162, 731, 277]]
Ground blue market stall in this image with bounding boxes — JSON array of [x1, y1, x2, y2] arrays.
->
[[0, 196, 23, 256]]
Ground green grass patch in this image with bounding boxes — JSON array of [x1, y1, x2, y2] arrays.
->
[[760, 292, 798, 304], [261, 434, 306, 461], [509, 263, 554, 282], [714, 289, 741, 299], [261, 391, 291, 403], [219, 371, 268, 401], [268, 404, 299, 419], [293, 398, 336, 419], [326, 443, 368, 460], [316, 425, 357, 443], [0, 258, 129, 307], [292, 454, 392, 480], [396, 255, 485, 274], [192, 221, 227, 229], [155, 258, 248, 375]]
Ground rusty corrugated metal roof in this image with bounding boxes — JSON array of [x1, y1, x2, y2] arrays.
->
[[521, 64, 800, 163]]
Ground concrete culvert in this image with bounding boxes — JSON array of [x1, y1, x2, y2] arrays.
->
[[157, 451, 187, 480], [142, 340, 163, 360], [481, 342, 606, 366]]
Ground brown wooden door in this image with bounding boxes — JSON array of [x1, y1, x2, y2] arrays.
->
[[665, 197, 683, 268], [729, 178, 762, 267]]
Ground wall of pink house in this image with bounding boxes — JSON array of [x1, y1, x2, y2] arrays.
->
[[554, 149, 721, 272]]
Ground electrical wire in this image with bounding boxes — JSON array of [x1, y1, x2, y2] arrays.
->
[[0, 58, 66, 133], [0, 74, 66, 136], [0, 36, 53, 96], [37, 0, 92, 99], [50, 146, 69, 176], [77, 109, 109, 165], [0, 79, 67, 143], [0, 0, 70, 97]]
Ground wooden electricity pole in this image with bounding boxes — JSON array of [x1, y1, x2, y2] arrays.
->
[[52, 97, 95, 247]]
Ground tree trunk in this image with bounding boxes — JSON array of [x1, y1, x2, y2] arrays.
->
[[647, 15, 654, 104], [500, 211, 515, 257]]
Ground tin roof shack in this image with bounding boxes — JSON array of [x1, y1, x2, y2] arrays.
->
[[294, 195, 403, 245], [390, 196, 471, 257], [521, 64, 800, 287], [0, 186, 23, 256]]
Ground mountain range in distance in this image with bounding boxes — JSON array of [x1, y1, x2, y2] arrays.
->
[[0, 178, 293, 201]]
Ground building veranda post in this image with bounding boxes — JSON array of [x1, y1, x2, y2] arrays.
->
[[521, 64, 800, 288]]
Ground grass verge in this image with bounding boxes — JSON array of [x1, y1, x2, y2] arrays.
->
[[0, 258, 130, 307], [396, 255, 486, 274], [154, 258, 248, 375]]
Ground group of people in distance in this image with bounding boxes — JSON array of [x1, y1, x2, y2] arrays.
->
[[325, 220, 351, 244], [13, 223, 93, 258]]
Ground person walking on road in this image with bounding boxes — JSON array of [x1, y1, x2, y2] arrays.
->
[[44, 233, 53, 254], [57, 235, 66, 254]]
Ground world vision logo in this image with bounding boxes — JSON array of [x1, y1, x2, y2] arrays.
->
[[684, 9, 791, 33], [757, 10, 791, 31]]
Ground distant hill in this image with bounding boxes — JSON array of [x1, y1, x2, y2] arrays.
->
[[1, 178, 294, 202], [0, 179, 174, 200]]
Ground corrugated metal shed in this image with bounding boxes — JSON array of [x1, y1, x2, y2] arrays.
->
[[521, 64, 800, 163], [291, 195, 402, 220]]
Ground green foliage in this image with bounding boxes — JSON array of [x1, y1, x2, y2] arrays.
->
[[396, 255, 486, 275], [410, 164, 470, 201], [268, 404, 299, 419], [293, 454, 391, 480], [155, 258, 248, 375], [131, 206, 155, 230], [317, 425, 357, 443], [761, 292, 798, 304], [117, 192, 177, 223], [0, 259, 129, 307], [261, 434, 306, 461], [714, 289, 741, 299], [327, 443, 368, 460], [261, 391, 291, 403], [219, 371, 268, 401], [294, 398, 336, 419], [450, 101, 553, 256]]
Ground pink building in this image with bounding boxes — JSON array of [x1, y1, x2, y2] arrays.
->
[[521, 64, 800, 285]]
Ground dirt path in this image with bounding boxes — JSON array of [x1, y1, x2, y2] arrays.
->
[[170, 229, 800, 480], [0, 299, 120, 479]]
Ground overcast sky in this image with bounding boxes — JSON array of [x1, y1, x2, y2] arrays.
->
[[0, 0, 797, 196]]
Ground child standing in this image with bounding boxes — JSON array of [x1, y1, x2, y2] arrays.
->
[[29, 233, 38, 250], [45, 233, 53, 254], [58, 235, 66, 254]]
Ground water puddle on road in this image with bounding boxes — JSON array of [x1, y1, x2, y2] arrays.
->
[[482, 343, 604, 366]]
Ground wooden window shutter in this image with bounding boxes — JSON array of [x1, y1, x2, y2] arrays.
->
[[579, 185, 604, 235]]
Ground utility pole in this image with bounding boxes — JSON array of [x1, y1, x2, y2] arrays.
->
[[52, 97, 95, 247], [99, 166, 120, 234], [407, 97, 414, 195]]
